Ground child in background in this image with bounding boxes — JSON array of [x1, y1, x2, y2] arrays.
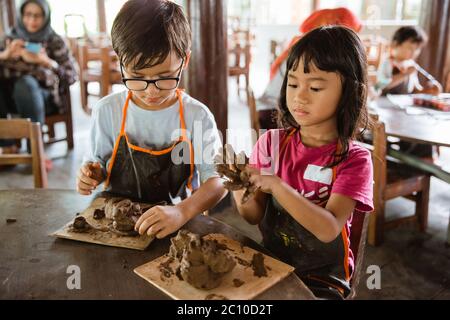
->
[[76, 0, 226, 239], [377, 26, 442, 159], [377, 26, 442, 96], [232, 26, 374, 299]]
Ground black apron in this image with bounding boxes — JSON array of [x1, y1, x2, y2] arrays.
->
[[104, 89, 195, 203], [259, 129, 351, 297]]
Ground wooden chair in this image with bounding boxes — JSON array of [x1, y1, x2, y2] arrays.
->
[[228, 29, 252, 97], [346, 211, 370, 299], [78, 39, 122, 115], [361, 36, 388, 87], [367, 115, 431, 246], [43, 84, 74, 150], [269, 39, 284, 66], [0, 119, 48, 188]]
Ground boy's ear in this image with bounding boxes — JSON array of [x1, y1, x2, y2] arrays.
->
[[184, 50, 191, 69]]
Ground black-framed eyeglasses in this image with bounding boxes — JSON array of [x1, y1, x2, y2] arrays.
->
[[120, 58, 184, 91]]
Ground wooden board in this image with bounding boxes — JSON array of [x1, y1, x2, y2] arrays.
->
[[51, 197, 154, 250], [134, 233, 295, 300]]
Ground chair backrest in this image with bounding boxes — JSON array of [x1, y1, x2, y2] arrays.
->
[[361, 36, 388, 70], [269, 39, 284, 66], [228, 29, 252, 73], [0, 119, 48, 188], [347, 211, 370, 299], [78, 40, 121, 114]]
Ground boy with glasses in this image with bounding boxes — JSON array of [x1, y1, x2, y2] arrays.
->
[[76, 0, 227, 239]]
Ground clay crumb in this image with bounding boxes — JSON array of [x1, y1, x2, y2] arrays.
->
[[205, 294, 228, 300], [234, 256, 251, 267], [251, 253, 268, 277], [6, 218, 17, 223], [233, 278, 245, 287]]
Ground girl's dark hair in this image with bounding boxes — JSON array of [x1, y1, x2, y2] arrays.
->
[[392, 26, 428, 46], [278, 25, 369, 167], [111, 0, 191, 70]]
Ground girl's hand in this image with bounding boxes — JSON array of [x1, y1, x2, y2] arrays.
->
[[135, 205, 188, 239], [246, 166, 281, 194]]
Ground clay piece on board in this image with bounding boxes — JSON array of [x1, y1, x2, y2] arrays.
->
[[167, 230, 236, 290], [251, 253, 268, 277], [103, 198, 167, 236], [69, 216, 93, 233], [214, 144, 257, 204], [68, 197, 167, 237]]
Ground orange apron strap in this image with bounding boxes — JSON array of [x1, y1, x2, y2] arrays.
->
[[104, 91, 133, 188], [273, 128, 297, 169], [176, 89, 195, 190]]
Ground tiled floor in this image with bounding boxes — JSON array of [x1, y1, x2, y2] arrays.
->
[[1, 80, 449, 299]]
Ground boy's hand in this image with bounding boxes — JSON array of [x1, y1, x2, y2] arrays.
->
[[76, 162, 104, 195], [135, 205, 188, 239], [246, 166, 280, 194]]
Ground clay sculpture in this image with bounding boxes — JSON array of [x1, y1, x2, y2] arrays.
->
[[167, 230, 236, 290]]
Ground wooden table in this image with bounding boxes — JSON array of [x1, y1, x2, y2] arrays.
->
[[371, 97, 450, 147], [0, 189, 314, 300]]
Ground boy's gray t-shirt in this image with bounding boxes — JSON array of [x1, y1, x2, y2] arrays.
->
[[84, 90, 222, 187]]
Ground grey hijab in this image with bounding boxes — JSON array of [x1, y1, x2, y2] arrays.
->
[[8, 0, 55, 42]]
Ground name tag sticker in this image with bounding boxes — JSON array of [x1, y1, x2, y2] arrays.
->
[[303, 164, 332, 185]]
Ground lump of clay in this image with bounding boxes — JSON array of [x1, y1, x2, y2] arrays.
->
[[111, 199, 140, 232], [103, 198, 166, 234], [70, 216, 92, 233], [168, 230, 236, 290], [214, 144, 257, 204]]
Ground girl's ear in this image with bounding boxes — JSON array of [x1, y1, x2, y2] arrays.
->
[[184, 50, 191, 69]]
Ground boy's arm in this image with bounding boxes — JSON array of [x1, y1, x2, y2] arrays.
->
[[177, 177, 227, 219], [135, 177, 227, 238]]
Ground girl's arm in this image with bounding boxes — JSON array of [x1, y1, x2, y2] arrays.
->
[[248, 170, 356, 243], [232, 188, 267, 225], [270, 180, 355, 243]]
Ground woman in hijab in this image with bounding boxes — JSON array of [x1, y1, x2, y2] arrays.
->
[[0, 0, 77, 165], [257, 7, 362, 129]]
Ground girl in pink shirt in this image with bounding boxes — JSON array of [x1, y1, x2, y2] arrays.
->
[[232, 26, 374, 299]]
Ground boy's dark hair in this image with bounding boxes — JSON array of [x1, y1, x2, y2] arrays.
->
[[278, 25, 368, 167], [111, 0, 191, 70], [392, 26, 428, 46]]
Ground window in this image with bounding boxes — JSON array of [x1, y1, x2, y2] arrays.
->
[[229, 0, 314, 26], [46, 0, 98, 36]]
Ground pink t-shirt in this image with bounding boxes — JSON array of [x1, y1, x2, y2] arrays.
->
[[250, 129, 374, 274]]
